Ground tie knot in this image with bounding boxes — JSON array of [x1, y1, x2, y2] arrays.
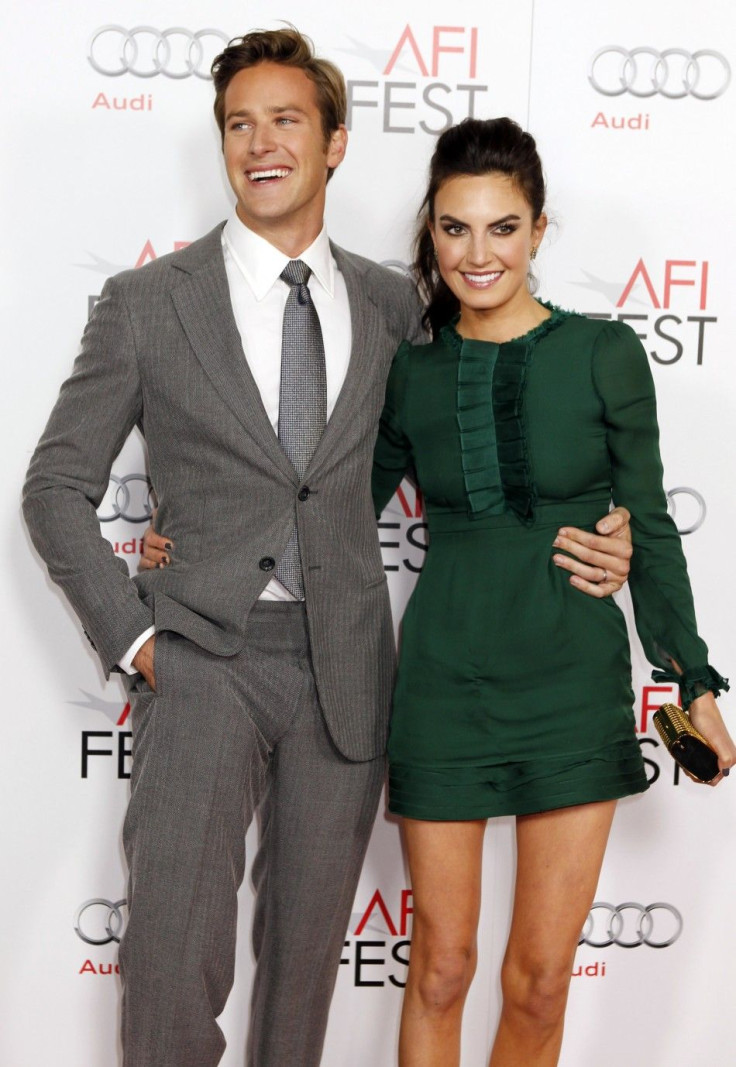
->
[[281, 259, 311, 288]]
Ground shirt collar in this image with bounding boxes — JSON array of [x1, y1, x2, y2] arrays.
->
[[222, 212, 335, 301]]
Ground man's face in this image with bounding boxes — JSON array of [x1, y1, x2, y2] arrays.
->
[[222, 62, 347, 253]]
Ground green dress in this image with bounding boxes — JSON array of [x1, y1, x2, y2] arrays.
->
[[372, 306, 728, 820]]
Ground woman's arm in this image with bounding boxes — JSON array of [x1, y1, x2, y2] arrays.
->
[[592, 319, 735, 777]]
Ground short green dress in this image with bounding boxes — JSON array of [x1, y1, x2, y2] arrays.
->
[[372, 306, 728, 820]]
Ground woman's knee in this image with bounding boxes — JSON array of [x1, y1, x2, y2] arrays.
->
[[500, 956, 572, 1030], [411, 943, 477, 1014]]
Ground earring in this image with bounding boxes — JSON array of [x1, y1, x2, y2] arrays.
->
[[530, 246, 538, 261], [433, 247, 438, 260]]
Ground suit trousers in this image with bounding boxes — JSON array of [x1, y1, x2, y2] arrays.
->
[[119, 601, 385, 1066]]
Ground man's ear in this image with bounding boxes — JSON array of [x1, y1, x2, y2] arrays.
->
[[326, 125, 348, 171]]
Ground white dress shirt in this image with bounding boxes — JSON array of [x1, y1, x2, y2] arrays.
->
[[119, 212, 352, 673]]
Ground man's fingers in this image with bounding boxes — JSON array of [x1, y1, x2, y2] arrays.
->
[[554, 554, 625, 592], [555, 527, 632, 561], [567, 574, 618, 598], [594, 505, 631, 535], [552, 538, 630, 575]]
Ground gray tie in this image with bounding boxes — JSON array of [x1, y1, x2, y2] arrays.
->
[[275, 259, 327, 599]]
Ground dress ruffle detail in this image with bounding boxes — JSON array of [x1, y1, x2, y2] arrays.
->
[[445, 305, 572, 524], [454, 336, 505, 517], [492, 339, 535, 524], [650, 664, 730, 709]]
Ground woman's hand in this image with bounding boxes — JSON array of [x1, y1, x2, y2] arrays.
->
[[552, 506, 633, 598], [139, 511, 173, 570], [688, 692, 736, 786]]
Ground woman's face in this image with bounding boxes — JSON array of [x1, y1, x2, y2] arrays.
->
[[429, 172, 546, 319]]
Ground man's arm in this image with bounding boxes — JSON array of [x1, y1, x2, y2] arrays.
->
[[23, 275, 154, 675], [552, 507, 632, 597]]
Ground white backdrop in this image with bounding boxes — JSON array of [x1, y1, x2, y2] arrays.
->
[[3, 2, 735, 1064]]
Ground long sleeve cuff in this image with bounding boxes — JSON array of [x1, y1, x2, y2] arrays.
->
[[650, 664, 730, 710], [118, 626, 156, 675]]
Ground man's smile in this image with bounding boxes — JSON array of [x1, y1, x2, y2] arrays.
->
[[246, 167, 292, 183]]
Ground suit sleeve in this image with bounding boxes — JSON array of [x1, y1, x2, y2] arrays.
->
[[592, 319, 728, 708], [372, 342, 414, 517], [23, 274, 154, 675]]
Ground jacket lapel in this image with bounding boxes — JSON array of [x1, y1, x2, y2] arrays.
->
[[170, 225, 298, 484], [306, 245, 385, 477]]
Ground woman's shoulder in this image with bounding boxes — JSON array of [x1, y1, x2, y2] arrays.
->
[[557, 310, 644, 348]]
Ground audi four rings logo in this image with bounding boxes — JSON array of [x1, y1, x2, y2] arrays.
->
[[579, 902, 683, 948], [75, 899, 129, 945], [98, 474, 155, 523], [589, 47, 731, 99], [666, 487, 706, 535], [88, 26, 230, 80]]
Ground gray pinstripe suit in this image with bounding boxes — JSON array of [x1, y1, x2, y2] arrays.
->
[[23, 224, 423, 1065]]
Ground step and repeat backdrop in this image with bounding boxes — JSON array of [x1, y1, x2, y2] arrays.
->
[[3, 1, 735, 1064]]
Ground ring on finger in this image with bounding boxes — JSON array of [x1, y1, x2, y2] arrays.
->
[[600, 569, 607, 583]]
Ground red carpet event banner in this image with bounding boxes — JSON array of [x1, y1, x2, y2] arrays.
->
[[3, 1, 734, 1064]]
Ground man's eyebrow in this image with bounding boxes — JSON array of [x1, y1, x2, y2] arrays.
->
[[225, 104, 310, 121]]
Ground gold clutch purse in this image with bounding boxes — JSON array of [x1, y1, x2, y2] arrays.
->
[[652, 702, 720, 784]]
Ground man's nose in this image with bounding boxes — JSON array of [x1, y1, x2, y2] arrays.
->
[[249, 123, 276, 155]]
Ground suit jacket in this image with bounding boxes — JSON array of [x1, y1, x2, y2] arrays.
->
[[23, 223, 424, 760]]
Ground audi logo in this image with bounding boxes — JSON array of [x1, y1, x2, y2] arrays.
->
[[97, 474, 155, 524], [88, 26, 230, 80], [589, 47, 731, 99], [666, 486, 706, 535], [580, 902, 683, 948], [75, 898, 128, 945]]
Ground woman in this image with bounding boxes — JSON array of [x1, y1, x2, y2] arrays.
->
[[368, 117, 736, 1066], [142, 118, 736, 1065]]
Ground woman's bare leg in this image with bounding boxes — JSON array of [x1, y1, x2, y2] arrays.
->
[[489, 800, 616, 1067], [399, 818, 486, 1067]]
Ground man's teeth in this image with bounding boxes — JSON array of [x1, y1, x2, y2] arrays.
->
[[464, 272, 501, 283], [247, 168, 290, 182]]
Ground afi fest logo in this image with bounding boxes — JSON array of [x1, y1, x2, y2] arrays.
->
[[340, 24, 486, 133], [341, 889, 414, 988], [589, 47, 731, 131], [70, 691, 132, 781], [573, 257, 717, 367], [89, 26, 230, 113], [82, 237, 192, 317]]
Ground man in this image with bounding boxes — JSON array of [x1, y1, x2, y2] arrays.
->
[[23, 28, 632, 1067]]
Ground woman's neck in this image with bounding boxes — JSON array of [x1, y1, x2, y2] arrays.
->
[[457, 293, 550, 344]]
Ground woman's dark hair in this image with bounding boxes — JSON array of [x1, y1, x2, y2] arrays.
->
[[415, 117, 546, 337]]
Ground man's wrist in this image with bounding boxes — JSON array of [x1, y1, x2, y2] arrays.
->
[[119, 626, 156, 675]]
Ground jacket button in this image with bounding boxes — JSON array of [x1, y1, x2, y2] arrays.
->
[[297, 486, 310, 501], [259, 556, 275, 571]]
